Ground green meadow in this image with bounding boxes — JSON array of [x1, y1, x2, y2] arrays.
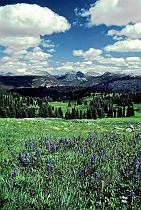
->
[[0, 116, 141, 209]]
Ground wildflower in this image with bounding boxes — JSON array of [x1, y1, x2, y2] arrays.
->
[[96, 201, 100, 207], [95, 141, 98, 148], [84, 141, 89, 148], [121, 196, 128, 204], [25, 141, 28, 147], [79, 169, 84, 176], [59, 138, 63, 144], [74, 139, 77, 145], [51, 166, 55, 173], [128, 190, 135, 205], [133, 165, 138, 175], [46, 140, 50, 152], [105, 196, 109, 202], [37, 149, 41, 157], [94, 172, 99, 179], [105, 133, 108, 138], [125, 166, 130, 174], [135, 132, 140, 138], [29, 144, 33, 151], [134, 157, 139, 165], [129, 190, 135, 197], [47, 164, 50, 172], [22, 157, 30, 165], [25, 150, 28, 158], [134, 175, 138, 182], [18, 152, 23, 160], [66, 139, 71, 146], [53, 141, 56, 152], [12, 170, 16, 179], [91, 153, 96, 163], [101, 150, 106, 163]]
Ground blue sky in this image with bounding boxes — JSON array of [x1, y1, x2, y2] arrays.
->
[[0, 0, 141, 76]]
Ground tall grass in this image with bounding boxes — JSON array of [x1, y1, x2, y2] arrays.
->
[[0, 118, 141, 209]]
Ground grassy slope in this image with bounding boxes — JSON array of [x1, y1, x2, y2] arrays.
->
[[0, 115, 141, 209], [0, 114, 140, 161]]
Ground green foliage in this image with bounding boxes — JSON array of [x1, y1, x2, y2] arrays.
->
[[0, 118, 141, 209]]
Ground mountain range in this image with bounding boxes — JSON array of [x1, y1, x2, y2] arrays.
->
[[0, 71, 141, 92]]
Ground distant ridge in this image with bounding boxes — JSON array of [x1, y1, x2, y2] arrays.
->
[[0, 71, 141, 93]]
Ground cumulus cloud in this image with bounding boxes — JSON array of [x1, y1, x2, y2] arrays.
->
[[107, 23, 141, 39], [81, 0, 141, 26], [104, 39, 141, 52], [71, 46, 141, 75], [1, 46, 53, 75], [0, 3, 70, 74], [73, 48, 102, 61], [0, 3, 70, 36], [0, 3, 70, 50]]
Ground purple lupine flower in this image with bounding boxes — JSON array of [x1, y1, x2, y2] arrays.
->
[[59, 138, 63, 144], [88, 134, 92, 142], [46, 140, 51, 152], [95, 141, 98, 148], [134, 138, 137, 145], [22, 157, 30, 165], [133, 166, 138, 175], [66, 139, 71, 146], [129, 190, 135, 198], [37, 149, 41, 157], [25, 150, 28, 158], [30, 144, 33, 151], [85, 142, 89, 148], [53, 141, 56, 152], [25, 141, 28, 148], [47, 164, 50, 172], [101, 150, 106, 163], [51, 166, 55, 173], [79, 169, 84, 176], [12, 170, 16, 179], [125, 166, 130, 174], [94, 172, 99, 179], [128, 190, 135, 205], [135, 133, 140, 138], [105, 133, 108, 138], [134, 175, 138, 182], [134, 157, 139, 165], [91, 153, 96, 163]]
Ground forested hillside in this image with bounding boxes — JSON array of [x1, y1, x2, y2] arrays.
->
[[1, 90, 141, 119]]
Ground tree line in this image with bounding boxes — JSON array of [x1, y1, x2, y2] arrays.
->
[[0, 90, 141, 119]]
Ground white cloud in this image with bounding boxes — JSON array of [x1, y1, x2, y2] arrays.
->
[[81, 0, 141, 26], [104, 39, 141, 52], [73, 48, 102, 61], [0, 3, 70, 50], [71, 46, 141, 75], [47, 49, 56, 53], [0, 36, 41, 50], [118, 23, 141, 39], [0, 3, 71, 75], [0, 46, 53, 75], [107, 29, 118, 36], [107, 23, 141, 39], [0, 3, 70, 36]]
